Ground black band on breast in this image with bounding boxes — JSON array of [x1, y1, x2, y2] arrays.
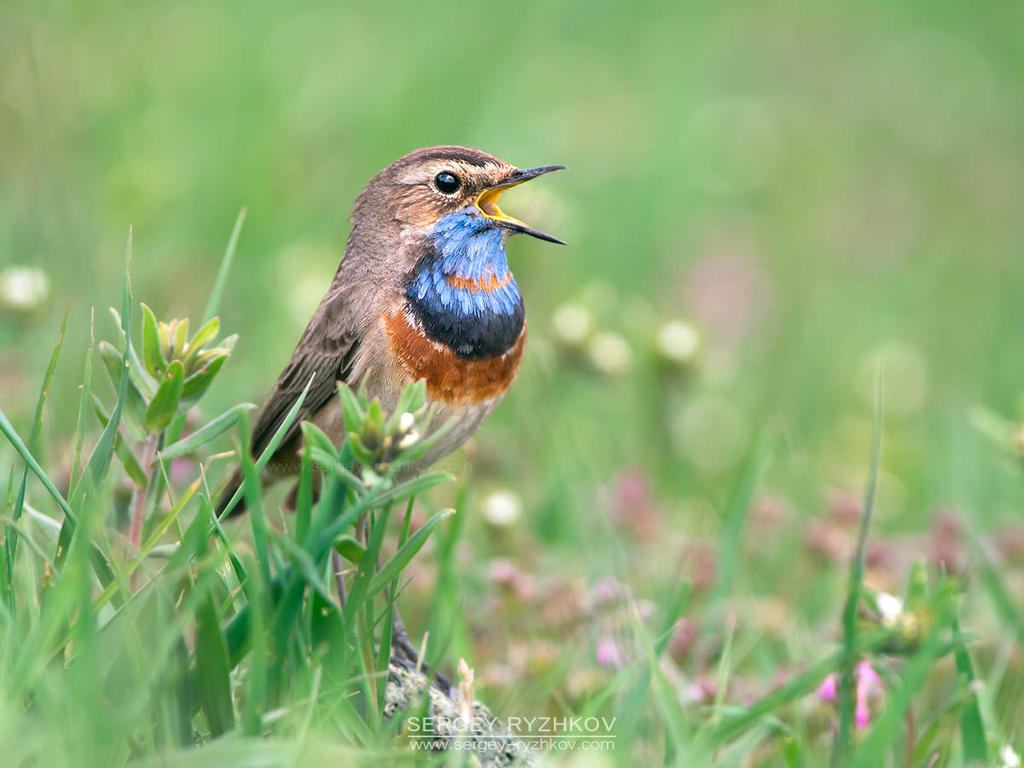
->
[[406, 291, 524, 360]]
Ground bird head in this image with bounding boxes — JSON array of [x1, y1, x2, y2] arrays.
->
[[355, 146, 566, 246]]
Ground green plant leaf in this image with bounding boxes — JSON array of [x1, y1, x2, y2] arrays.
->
[[300, 421, 338, 460], [336, 382, 365, 435], [181, 353, 227, 401], [334, 535, 365, 564], [145, 360, 185, 433], [111, 309, 158, 399], [172, 317, 189, 360], [141, 302, 166, 376], [308, 447, 363, 491], [346, 432, 375, 465], [90, 395, 148, 488], [386, 379, 426, 432], [184, 315, 219, 365]]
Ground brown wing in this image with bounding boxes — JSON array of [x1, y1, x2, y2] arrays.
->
[[216, 284, 370, 517], [250, 286, 364, 461]]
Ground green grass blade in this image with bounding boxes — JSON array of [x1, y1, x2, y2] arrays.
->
[[849, 607, 954, 768], [215, 374, 313, 520], [222, 569, 287, 669], [708, 629, 897, 745], [712, 433, 767, 604], [654, 578, 691, 657], [195, 591, 235, 736], [340, 507, 391, 634], [952, 613, 988, 763], [830, 364, 883, 768], [304, 474, 448, 570], [238, 424, 271, 588], [87, 478, 200, 615], [57, 230, 133, 581], [0, 407, 76, 522], [159, 403, 256, 460], [69, 229, 134, 506], [366, 508, 454, 598], [12, 302, 69, 523], [366, 471, 453, 510], [308, 447, 363, 490], [0, 514, 56, 567], [5, 303, 69, 595], [424, 483, 469, 670], [69, 307, 96, 491], [294, 431, 314, 545], [203, 207, 247, 323], [976, 545, 1024, 647], [375, 499, 415, 714], [633, 596, 693, 750], [89, 395, 147, 487], [240, 577, 269, 736]]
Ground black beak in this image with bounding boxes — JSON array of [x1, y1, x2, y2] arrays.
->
[[476, 165, 568, 244], [505, 165, 568, 184]]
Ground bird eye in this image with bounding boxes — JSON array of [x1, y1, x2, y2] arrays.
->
[[434, 171, 461, 195]]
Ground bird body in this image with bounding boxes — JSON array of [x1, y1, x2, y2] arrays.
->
[[219, 146, 564, 514]]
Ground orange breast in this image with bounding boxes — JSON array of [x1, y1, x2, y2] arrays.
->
[[383, 305, 526, 404]]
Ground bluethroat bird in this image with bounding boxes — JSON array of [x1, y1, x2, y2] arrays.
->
[[218, 146, 565, 516]]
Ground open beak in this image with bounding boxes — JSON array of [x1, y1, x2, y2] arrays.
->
[[475, 165, 567, 244]]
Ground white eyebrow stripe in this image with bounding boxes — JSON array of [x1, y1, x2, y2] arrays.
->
[[394, 159, 506, 186]]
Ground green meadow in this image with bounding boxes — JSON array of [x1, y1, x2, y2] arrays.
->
[[2, 1, 1024, 765]]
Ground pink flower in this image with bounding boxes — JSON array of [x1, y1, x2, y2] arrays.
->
[[855, 701, 870, 729], [818, 663, 883, 730], [818, 674, 837, 702], [855, 662, 882, 730], [589, 577, 626, 607], [668, 618, 697, 662], [595, 636, 624, 668], [608, 468, 661, 540], [487, 558, 534, 601]]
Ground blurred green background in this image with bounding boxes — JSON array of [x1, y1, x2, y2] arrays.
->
[[3, 0, 1024, 737]]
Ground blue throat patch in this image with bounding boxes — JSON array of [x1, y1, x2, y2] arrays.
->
[[406, 208, 525, 360]]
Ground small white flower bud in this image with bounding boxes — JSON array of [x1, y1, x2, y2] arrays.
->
[[482, 489, 522, 527], [0, 266, 50, 312], [875, 591, 904, 627], [656, 320, 700, 365], [397, 429, 420, 450], [399, 411, 415, 432], [552, 304, 593, 347], [588, 332, 632, 375]]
